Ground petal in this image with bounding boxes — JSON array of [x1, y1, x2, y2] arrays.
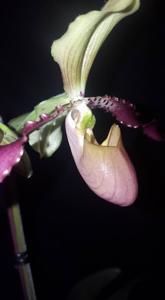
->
[[0, 123, 32, 180], [0, 136, 27, 183], [65, 103, 138, 206], [87, 96, 140, 128], [87, 96, 165, 141], [51, 0, 140, 97], [142, 121, 165, 142]]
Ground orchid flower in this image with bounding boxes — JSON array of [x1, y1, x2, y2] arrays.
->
[[0, 0, 164, 205]]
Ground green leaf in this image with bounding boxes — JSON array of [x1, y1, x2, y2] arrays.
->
[[34, 93, 70, 117], [0, 129, 4, 143], [51, 0, 140, 97], [0, 122, 18, 142], [30, 93, 70, 157], [8, 111, 37, 133], [28, 113, 65, 158], [8, 93, 70, 133], [8, 93, 70, 157]]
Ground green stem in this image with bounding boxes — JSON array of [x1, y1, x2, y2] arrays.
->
[[6, 178, 37, 300], [8, 203, 37, 300]]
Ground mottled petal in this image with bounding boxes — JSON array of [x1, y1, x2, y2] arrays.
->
[[65, 103, 138, 206], [51, 0, 140, 97]]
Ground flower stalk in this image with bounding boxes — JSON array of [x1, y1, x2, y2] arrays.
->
[[5, 177, 37, 300]]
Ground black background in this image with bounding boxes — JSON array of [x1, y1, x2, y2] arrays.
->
[[0, 1, 165, 299]]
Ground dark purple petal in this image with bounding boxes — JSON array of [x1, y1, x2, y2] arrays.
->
[[143, 121, 165, 142], [87, 96, 165, 142], [0, 136, 27, 183], [87, 96, 140, 128]]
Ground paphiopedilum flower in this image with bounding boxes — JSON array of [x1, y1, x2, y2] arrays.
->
[[0, 0, 164, 207], [65, 102, 138, 206]]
